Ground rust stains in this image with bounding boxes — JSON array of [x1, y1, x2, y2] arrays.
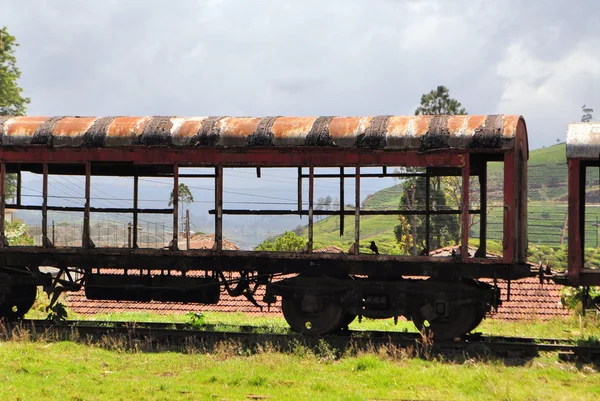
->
[[0, 115, 526, 152]]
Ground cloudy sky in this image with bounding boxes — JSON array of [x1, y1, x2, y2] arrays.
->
[[3, 0, 600, 149]]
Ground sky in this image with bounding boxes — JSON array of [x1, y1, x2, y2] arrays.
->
[[3, 0, 600, 149], [3, 0, 600, 246]]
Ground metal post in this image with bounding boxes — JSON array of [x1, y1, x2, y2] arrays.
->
[[297, 167, 302, 216], [172, 164, 179, 250], [479, 163, 488, 256], [354, 166, 360, 254], [0, 162, 5, 247], [42, 163, 49, 248], [186, 209, 191, 250], [83, 162, 91, 248], [461, 154, 470, 261], [339, 167, 344, 236], [308, 166, 314, 253], [133, 172, 138, 248], [52, 220, 55, 245], [128, 223, 132, 248], [215, 165, 223, 252], [425, 171, 430, 255], [16, 170, 21, 206]]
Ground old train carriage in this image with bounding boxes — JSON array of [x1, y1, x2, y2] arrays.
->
[[566, 122, 600, 286], [0, 115, 534, 339]]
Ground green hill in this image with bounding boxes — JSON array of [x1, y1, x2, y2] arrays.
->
[[300, 142, 600, 262]]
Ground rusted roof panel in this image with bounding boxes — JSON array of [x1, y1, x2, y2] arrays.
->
[[0, 115, 526, 151], [566, 122, 600, 159]]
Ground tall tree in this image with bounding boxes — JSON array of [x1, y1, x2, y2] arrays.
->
[[582, 105, 594, 123], [169, 183, 195, 232], [0, 27, 30, 116], [0, 27, 29, 200], [415, 85, 466, 115], [395, 86, 466, 254]]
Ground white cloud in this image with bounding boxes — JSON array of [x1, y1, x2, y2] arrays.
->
[[3, 0, 600, 148], [496, 40, 600, 143]]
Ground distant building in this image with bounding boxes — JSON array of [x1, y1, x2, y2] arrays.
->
[[4, 209, 15, 224]]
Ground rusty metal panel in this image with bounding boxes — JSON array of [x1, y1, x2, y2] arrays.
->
[[52, 117, 97, 147], [0, 115, 526, 152], [566, 122, 600, 159]]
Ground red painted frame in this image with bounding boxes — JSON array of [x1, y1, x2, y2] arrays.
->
[[0, 146, 523, 265]]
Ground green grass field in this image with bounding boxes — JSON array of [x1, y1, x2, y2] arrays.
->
[[2, 340, 599, 401], [4, 310, 600, 401]]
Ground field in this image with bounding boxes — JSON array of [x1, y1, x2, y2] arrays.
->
[[4, 311, 600, 401]]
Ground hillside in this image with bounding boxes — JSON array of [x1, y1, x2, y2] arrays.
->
[[301, 143, 600, 266]]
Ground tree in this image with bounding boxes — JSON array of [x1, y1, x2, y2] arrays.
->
[[255, 231, 306, 252], [415, 86, 466, 115], [0, 27, 28, 199], [395, 86, 466, 254], [168, 183, 194, 232], [0, 27, 30, 116], [582, 105, 594, 123]]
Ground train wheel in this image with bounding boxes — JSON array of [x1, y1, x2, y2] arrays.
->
[[0, 284, 37, 321], [282, 296, 344, 336], [0, 266, 38, 322], [412, 303, 479, 341]]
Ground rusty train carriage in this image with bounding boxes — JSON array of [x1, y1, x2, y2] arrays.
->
[[566, 122, 600, 286], [0, 114, 534, 339]]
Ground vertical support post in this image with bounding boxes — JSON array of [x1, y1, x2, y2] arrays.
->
[[172, 164, 179, 251], [425, 171, 430, 255], [503, 152, 515, 264], [479, 162, 487, 256], [297, 167, 302, 216], [42, 163, 49, 248], [256, 167, 261, 178], [16, 170, 21, 206], [83, 162, 91, 248], [52, 221, 55, 245], [128, 223, 132, 248], [133, 171, 139, 249], [215, 165, 223, 252], [339, 167, 344, 236], [354, 166, 360, 254], [0, 162, 5, 247], [308, 166, 314, 253], [461, 154, 470, 261], [186, 209, 190, 250], [579, 162, 587, 265]]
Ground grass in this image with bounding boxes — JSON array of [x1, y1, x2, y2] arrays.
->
[[1, 331, 599, 400], [14, 304, 600, 400]]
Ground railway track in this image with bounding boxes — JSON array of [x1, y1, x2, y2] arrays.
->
[[8, 319, 600, 359]]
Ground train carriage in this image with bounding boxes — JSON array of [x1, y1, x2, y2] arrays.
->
[[565, 122, 600, 286], [0, 114, 534, 339]]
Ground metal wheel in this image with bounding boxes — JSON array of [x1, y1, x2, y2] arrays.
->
[[412, 303, 479, 340], [0, 283, 37, 321], [281, 296, 344, 336], [466, 304, 488, 334]]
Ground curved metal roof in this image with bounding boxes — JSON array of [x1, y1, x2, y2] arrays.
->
[[0, 115, 526, 151], [567, 122, 600, 159]]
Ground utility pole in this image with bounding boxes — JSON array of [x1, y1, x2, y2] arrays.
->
[[186, 209, 190, 250]]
